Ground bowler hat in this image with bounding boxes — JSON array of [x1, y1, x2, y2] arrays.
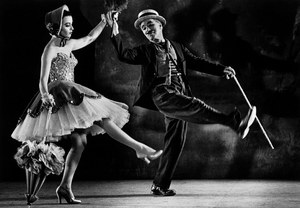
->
[[134, 9, 166, 29], [45, 5, 69, 36]]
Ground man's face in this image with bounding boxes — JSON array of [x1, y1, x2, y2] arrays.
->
[[140, 19, 163, 43]]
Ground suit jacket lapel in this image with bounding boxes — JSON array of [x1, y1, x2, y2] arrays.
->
[[169, 41, 183, 62], [169, 40, 184, 70]]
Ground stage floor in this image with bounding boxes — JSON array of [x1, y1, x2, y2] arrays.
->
[[0, 180, 299, 208]]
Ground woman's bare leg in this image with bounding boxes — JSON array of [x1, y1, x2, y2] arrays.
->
[[100, 118, 163, 163], [57, 132, 86, 200]]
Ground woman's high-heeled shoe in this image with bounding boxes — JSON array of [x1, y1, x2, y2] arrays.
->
[[136, 150, 163, 164], [56, 186, 81, 204]]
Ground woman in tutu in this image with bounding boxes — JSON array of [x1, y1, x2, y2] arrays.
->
[[11, 5, 162, 204]]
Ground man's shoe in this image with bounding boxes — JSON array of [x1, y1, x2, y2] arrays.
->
[[151, 184, 176, 196], [238, 106, 257, 139]]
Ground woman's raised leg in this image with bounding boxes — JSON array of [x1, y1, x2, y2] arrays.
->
[[100, 118, 163, 164]]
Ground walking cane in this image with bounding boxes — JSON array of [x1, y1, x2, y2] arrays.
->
[[233, 76, 275, 149]]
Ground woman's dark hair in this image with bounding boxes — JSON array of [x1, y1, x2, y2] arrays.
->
[[63, 10, 72, 17]]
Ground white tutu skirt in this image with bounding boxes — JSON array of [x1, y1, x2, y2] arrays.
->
[[11, 80, 130, 142]]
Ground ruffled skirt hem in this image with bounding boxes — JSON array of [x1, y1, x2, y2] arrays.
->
[[11, 81, 130, 142]]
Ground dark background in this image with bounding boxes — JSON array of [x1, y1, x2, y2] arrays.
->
[[0, 0, 300, 182]]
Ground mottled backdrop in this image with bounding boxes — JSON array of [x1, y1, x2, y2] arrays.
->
[[0, 0, 299, 181]]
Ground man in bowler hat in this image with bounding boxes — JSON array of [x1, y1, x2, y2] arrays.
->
[[107, 9, 256, 196]]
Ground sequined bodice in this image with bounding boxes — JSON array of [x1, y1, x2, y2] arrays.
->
[[49, 52, 78, 82]]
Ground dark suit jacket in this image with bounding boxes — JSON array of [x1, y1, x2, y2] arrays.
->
[[111, 34, 226, 111]]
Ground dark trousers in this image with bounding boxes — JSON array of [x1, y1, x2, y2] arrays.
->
[[152, 76, 231, 189]]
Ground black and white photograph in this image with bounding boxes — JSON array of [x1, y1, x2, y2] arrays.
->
[[0, 0, 299, 207]]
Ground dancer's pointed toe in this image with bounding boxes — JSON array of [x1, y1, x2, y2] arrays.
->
[[136, 150, 163, 164], [147, 150, 163, 160]]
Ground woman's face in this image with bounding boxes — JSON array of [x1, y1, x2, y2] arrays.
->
[[60, 15, 74, 38]]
